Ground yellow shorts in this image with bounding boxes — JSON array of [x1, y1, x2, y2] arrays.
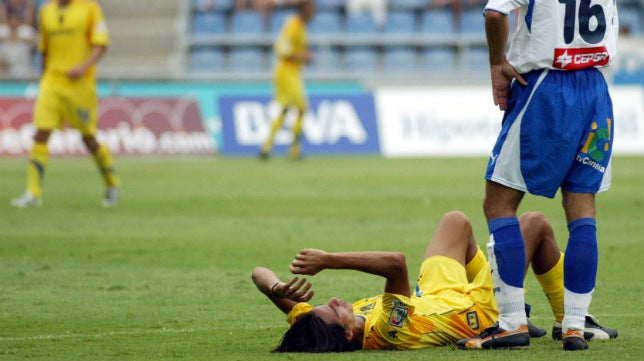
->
[[33, 81, 98, 136], [415, 255, 498, 335], [274, 65, 306, 110]]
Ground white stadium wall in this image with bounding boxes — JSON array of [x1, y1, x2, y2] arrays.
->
[[374, 86, 644, 157]]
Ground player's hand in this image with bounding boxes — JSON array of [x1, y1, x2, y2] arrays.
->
[[490, 61, 526, 111], [271, 276, 314, 302], [290, 248, 328, 276], [67, 64, 88, 79]]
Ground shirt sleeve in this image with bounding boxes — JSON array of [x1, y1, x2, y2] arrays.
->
[[274, 18, 296, 59], [89, 2, 110, 46], [484, 0, 527, 15]]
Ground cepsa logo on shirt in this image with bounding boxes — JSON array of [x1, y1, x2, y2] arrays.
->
[[552, 46, 610, 70]]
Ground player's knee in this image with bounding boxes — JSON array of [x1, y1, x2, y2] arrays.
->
[[519, 211, 547, 229], [33, 130, 51, 143], [441, 211, 471, 233], [82, 135, 100, 153]]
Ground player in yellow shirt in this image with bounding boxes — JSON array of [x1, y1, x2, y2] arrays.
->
[[11, 0, 119, 208], [252, 211, 617, 352], [259, 0, 314, 160]]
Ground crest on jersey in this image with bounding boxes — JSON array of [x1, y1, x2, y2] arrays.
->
[[388, 301, 408, 328]]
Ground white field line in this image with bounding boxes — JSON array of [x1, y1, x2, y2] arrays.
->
[[0, 324, 285, 342]]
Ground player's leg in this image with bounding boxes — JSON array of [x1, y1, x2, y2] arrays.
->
[[11, 88, 60, 207], [520, 212, 564, 327], [288, 107, 305, 160], [287, 73, 306, 160], [423, 211, 478, 265], [417, 211, 499, 340], [556, 68, 614, 350], [558, 191, 596, 349], [72, 83, 120, 207], [482, 181, 528, 332], [260, 107, 288, 159], [458, 183, 530, 349], [81, 134, 120, 207], [261, 67, 291, 159], [11, 129, 51, 207]]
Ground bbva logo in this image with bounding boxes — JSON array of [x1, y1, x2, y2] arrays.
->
[[233, 99, 370, 146]]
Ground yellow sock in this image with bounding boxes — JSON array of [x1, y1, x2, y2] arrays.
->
[[93, 144, 119, 187], [289, 113, 304, 159], [27, 142, 48, 198], [261, 113, 285, 154], [465, 247, 487, 282], [535, 252, 565, 323]]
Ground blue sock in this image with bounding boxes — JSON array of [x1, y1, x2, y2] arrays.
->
[[564, 218, 598, 294], [488, 217, 525, 288]]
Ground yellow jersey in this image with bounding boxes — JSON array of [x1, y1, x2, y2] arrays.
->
[[38, 0, 109, 86], [287, 292, 496, 350], [273, 15, 307, 73]]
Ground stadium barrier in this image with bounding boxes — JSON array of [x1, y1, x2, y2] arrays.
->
[[0, 81, 643, 157]]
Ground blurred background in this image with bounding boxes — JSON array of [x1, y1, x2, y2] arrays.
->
[[0, 0, 642, 84], [0, 0, 643, 158]]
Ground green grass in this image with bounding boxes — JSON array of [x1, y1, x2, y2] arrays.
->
[[0, 155, 643, 360]]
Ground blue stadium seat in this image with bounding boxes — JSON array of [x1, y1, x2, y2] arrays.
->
[[464, 47, 489, 71], [422, 47, 456, 72], [383, 11, 417, 34], [192, 12, 226, 35], [620, 7, 643, 34], [229, 47, 265, 72], [230, 11, 265, 34], [459, 8, 486, 34], [421, 9, 455, 34], [316, 0, 345, 11], [308, 47, 341, 72], [270, 9, 295, 33], [189, 47, 225, 73], [345, 13, 378, 33], [389, 0, 427, 11], [344, 47, 378, 72], [382, 47, 418, 71], [308, 11, 343, 34], [193, 0, 233, 12]]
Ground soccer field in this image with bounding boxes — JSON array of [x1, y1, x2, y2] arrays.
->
[[1, 156, 642, 360]]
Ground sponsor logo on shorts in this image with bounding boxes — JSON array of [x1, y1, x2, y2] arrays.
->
[[553, 46, 610, 70], [577, 119, 612, 172], [467, 311, 480, 330]]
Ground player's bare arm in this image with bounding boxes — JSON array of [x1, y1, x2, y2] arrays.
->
[[485, 10, 526, 111], [290, 249, 410, 297], [252, 266, 314, 314], [67, 45, 107, 79]]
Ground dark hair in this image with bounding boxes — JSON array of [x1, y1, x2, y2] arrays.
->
[[273, 312, 359, 353], [296, 0, 313, 12]]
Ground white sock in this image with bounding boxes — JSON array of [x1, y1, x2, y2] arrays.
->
[[487, 236, 527, 331], [563, 288, 593, 332]]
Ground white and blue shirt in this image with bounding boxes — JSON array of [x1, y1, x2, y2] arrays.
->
[[485, 0, 619, 73]]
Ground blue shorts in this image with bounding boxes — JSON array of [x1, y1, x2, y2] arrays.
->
[[485, 68, 614, 198]]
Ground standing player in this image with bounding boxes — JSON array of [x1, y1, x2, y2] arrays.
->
[[459, 0, 618, 351], [259, 0, 314, 160], [11, 0, 119, 208]]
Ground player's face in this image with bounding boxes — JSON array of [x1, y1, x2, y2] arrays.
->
[[312, 297, 355, 331]]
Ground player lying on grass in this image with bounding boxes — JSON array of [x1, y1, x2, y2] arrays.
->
[[252, 211, 617, 352]]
